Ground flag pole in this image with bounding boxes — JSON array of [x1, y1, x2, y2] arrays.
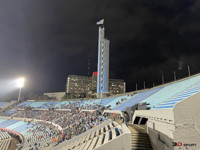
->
[[174, 71, 176, 81], [188, 65, 191, 76]]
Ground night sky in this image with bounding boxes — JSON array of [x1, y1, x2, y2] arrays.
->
[[1, 0, 200, 98]]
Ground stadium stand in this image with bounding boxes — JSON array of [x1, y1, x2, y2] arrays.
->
[[0, 102, 6, 108], [0, 117, 61, 150], [154, 82, 200, 109], [54, 101, 70, 108], [105, 95, 132, 109], [17, 102, 33, 108], [112, 87, 163, 111], [0, 131, 11, 150], [51, 120, 131, 150], [132, 74, 200, 150], [101, 97, 116, 106], [141, 74, 200, 109], [40, 101, 59, 108], [29, 102, 46, 108], [1, 74, 200, 150]]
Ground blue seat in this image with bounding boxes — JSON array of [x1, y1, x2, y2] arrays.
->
[[14, 122, 35, 132], [54, 101, 70, 108], [40, 102, 59, 108], [101, 97, 117, 106], [106, 95, 132, 109], [113, 87, 163, 111], [29, 102, 46, 108], [6, 121, 26, 130], [17, 102, 32, 108], [155, 82, 200, 109], [154, 105, 174, 109], [0, 119, 7, 124], [0, 102, 6, 108], [143, 75, 200, 109], [5, 110, 17, 115], [0, 120, 18, 128]]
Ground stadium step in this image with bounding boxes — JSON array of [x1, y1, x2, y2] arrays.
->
[[129, 125, 153, 150]]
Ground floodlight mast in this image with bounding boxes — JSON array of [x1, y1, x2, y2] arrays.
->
[[17, 78, 25, 103]]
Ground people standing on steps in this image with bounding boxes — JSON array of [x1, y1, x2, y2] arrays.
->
[[124, 113, 130, 127], [113, 113, 116, 121]]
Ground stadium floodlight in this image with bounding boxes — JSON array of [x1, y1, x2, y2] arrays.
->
[[17, 78, 25, 88], [17, 78, 25, 103]]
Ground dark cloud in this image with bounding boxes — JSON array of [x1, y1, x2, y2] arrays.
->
[[0, 0, 200, 97]]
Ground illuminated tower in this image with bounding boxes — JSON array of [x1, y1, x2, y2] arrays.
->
[[96, 19, 110, 98]]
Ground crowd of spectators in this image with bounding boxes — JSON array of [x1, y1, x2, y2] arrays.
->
[[0, 99, 106, 150], [1, 105, 103, 150], [11, 108, 103, 139]]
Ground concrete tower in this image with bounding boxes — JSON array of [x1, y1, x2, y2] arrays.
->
[[96, 20, 110, 98]]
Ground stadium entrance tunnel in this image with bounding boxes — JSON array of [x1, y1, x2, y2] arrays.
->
[[133, 116, 148, 125], [133, 116, 140, 124], [140, 117, 148, 125]]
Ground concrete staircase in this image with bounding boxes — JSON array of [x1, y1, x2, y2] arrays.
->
[[129, 124, 153, 150]]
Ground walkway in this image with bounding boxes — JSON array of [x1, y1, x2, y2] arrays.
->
[[129, 124, 153, 150]]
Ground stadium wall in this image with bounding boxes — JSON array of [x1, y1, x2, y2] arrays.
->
[[132, 91, 200, 150], [173, 91, 200, 149]]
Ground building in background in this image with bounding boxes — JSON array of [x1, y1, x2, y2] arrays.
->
[[66, 75, 92, 97], [109, 79, 126, 94], [66, 72, 125, 98], [44, 92, 65, 100]]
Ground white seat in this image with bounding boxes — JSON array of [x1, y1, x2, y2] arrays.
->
[[85, 133, 91, 141], [95, 134, 103, 148], [111, 128, 116, 139], [104, 131, 109, 144], [88, 137, 98, 150], [83, 139, 93, 150]]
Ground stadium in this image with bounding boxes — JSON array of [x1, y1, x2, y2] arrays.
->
[[1, 1, 200, 150], [0, 73, 200, 150]]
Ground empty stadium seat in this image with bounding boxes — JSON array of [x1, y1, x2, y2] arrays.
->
[[142, 75, 200, 109], [113, 87, 163, 111], [155, 82, 200, 109]]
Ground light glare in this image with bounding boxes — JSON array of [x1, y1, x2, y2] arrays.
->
[[17, 78, 25, 88]]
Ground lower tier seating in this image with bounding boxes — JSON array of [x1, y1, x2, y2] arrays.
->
[[0, 131, 11, 150], [52, 120, 131, 150]]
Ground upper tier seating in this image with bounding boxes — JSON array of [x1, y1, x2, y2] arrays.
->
[[29, 102, 46, 108], [17, 102, 33, 108], [101, 97, 116, 106], [0, 102, 6, 108], [113, 87, 163, 111], [40, 101, 58, 108], [81, 99, 101, 107], [141, 75, 200, 109], [106, 95, 132, 109], [154, 82, 200, 109], [5, 110, 17, 116], [54, 101, 70, 108]]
